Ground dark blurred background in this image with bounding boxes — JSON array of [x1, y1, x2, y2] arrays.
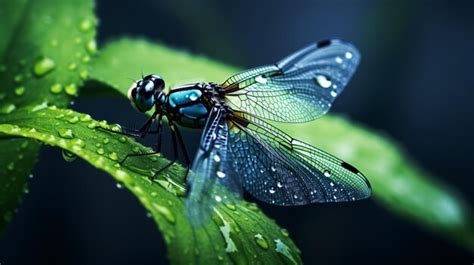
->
[[1, 0, 473, 264]]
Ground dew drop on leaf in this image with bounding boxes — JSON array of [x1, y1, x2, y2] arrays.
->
[[0, 103, 16, 114], [62, 149, 77, 162], [108, 152, 118, 161], [254, 233, 269, 250], [65, 83, 78, 96], [86, 39, 97, 54], [14, 86, 25, 96], [96, 148, 105, 155], [79, 18, 93, 32], [33, 57, 55, 77], [50, 83, 63, 94], [58, 128, 74, 139]]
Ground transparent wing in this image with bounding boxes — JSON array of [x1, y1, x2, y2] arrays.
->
[[223, 39, 360, 123], [185, 106, 240, 226], [228, 112, 371, 205]]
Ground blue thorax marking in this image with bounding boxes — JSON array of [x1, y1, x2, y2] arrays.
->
[[168, 89, 202, 108], [179, 104, 208, 119]]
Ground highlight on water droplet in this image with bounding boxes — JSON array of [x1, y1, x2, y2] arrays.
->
[[96, 148, 105, 155], [68, 116, 79, 124], [79, 69, 89, 80], [62, 149, 77, 162], [33, 56, 55, 77]]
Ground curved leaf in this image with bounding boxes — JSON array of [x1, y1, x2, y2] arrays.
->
[[89, 38, 474, 252], [0, 0, 96, 232], [0, 107, 302, 265]]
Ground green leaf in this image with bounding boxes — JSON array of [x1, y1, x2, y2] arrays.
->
[[0, 107, 302, 265], [0, 0, 96, 232], [89, 38, 474, 252]]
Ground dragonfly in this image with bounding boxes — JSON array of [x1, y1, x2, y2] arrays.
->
[[108, 39, 372, 226]]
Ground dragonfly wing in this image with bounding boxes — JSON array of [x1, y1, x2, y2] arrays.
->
[[185, 106, 241, 226], [223, 39, 360, 123], [228, 112, 371, 205]]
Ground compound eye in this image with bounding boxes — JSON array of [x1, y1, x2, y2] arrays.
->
[[128, 81, 155, 112], [139, 80, 155, 97]]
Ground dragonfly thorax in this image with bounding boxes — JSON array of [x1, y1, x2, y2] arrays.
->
[[158, 82, 218, 128]]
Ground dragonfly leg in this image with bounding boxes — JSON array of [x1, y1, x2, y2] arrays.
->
[[173, 123, 191, 180], [118, 114, 163, 165], [150, 122, 178, 181], [99, 112, 158, 138]]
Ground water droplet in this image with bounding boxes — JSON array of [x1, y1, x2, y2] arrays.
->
[[109, 152, 118, 161], [79, 18, 93, 32], [132, 146, 140, 153], [82, 55, 91, 63], [32, 101, 48, 112], [330, 182, 334, 187], [277, 182, 283, 188], [7, 162, 15, 171], [80, 114, 92, 122], [280, 228, 289, 237], [58, 128, 74, 139], [271, 166, 277, 172], [50, 83, 63, 94], [65, 83, 78, 96], [116, 183, 123, 189], [67, 63, 77, 71], [119, 137, 127, 143], [345, 52, 353, 59], [73, 138, 86, 148], [315, 75, 332, 88], [68, 116, 79, 124], [254, 234, 269, 249], [335, 57, 343, 64], [215, 195, 222, 202], [103, 138, 110, 144], [86, 40, 97, 54], [330, 90, 337, 97], [13, 74, 23, 83], [79, 69, 89, 80], [33, 57, 55, 77], [255, 75, 267, 84], [269, 187, 276, 194], [96, 148, 105, 155], [153, 203, 176, 224], [62, 149, 77, 162], [324, 170, 331, 177], [216, 171, 226, 178], [1, 104, 16, 114], [14, 86, 25, 96], [293, 194, 298, 199], [21, 141, 29, 149], [87, 121, 97, 129]]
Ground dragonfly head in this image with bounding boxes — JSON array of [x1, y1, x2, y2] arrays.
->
[[128, 74, 165, 112]]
